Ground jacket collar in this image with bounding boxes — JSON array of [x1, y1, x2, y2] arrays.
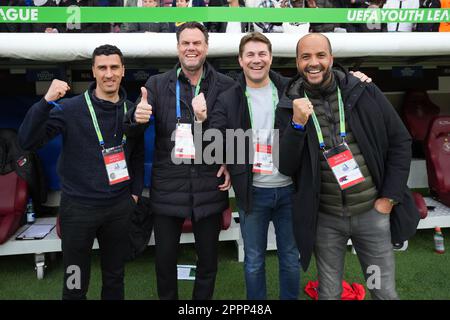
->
[[169, 61, 213, 84], [167, 61, 219, 113]]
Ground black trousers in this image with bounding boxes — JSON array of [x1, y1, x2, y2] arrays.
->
[[154, 213, 222, 300], [60, 195, 133, 300]]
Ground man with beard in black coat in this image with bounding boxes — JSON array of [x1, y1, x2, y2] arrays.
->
[[276, 33, 420, 300]]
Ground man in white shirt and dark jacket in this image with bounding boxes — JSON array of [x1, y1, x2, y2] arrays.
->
[[276, 33, 420, 300], [18, 44, 144, 300], [212, 32, 300, 300]]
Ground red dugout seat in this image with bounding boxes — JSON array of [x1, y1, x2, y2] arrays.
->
[[181, 207, 233, 233], [425, 116, 450, 207], [0, 171, 28, 244], [402, 90, 440, 143], [412, 191, 428, 219]]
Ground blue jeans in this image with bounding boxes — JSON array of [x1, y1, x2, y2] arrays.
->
[[239, 185, 300, 300]]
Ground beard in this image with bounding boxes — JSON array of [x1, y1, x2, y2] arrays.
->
[[301, 65, 333, 89]]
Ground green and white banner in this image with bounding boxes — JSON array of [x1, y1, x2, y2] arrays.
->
[[0, 7, 449, 24]]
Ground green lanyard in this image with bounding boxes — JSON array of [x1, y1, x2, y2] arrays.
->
[[305, 86, 346, 150], [245, 81, 279, 129], [177, 67, 203, 97], [84, 91, 127, 148]]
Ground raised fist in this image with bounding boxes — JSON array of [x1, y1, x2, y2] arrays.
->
[[292, 98, 314, 126], [44, 79, 70, 102]]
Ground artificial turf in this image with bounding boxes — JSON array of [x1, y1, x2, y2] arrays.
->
[[0, 228, 448, 300]]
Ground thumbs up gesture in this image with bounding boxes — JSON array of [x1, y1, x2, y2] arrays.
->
[[192, 92, 207, 123], [134, 87, 153, 124], [44, 79, 70, 102]]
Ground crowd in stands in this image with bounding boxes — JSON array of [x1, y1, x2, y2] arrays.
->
[[0, 0, 449, 32]]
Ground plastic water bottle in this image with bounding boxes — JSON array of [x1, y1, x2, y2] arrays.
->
[[434, 226, 445, 254], [26, 198, 35, 224]]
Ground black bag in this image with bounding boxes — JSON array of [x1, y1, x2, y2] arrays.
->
[[126, 195, 153, 261], [0, 128, 48, 214]]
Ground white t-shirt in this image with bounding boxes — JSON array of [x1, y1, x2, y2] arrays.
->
[[246, 84, 293, 188]]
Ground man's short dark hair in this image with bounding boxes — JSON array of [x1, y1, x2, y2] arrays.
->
[[176, 22, 209, 44], [92, 44, 124, 66], [239, 32, 272, 57]]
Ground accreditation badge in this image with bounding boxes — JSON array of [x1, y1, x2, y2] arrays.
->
[[252, 132, 274, 175], [175, 123, 196, 159], [253, 143, 273, 175], [102, 145, 130, 185], [323, 143, 365, 190]]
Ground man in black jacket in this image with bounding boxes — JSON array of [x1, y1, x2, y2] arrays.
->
[[276, 33, 420, 300], [125, 22, 235, 300], [18, 44, 144, 300]]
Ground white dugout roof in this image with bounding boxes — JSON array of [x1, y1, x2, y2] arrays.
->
[[0, 32, 450, 62]]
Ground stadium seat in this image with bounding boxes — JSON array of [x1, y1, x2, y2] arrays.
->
[[402, 90, 440, 143], [412, 191, 428, 219], [425, 116, 450, 207], [182, 207, 233, 233], [0, 171, 28, 244], [37, 135, 62, 191], [0, 128, 30, 244], [144, 123, 155, 188]]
